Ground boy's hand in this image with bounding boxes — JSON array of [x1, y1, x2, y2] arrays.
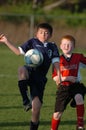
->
[[53, 75, 77, 87], [62, 76, 77, 83], [0, 34, 4, 39], [53, 75, 61, 85], [0, 34, 7, 43]]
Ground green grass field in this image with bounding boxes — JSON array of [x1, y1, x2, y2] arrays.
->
[[0, 46, 86, 130]]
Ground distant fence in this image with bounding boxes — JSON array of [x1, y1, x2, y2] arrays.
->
[[0, 13, 86, 37], [0, 13, 86, 49]]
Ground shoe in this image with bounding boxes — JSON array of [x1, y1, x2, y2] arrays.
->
[[77, 126, 85, 130], [24, 103, 32, 112], [70, 98, 76, 108]]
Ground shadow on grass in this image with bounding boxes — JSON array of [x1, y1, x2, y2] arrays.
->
[[0, 120, 86, 127], [0, 93, 20, 96], [0, 106, 22, 109], [0, 121, 29, 127]]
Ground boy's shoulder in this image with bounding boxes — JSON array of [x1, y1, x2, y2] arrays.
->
[[48, 41, 55, 44], [60, 53, 84, 58], [73, 53, 84, 57], [73, 52, 82, 55], [26, 38, 41, 45], [47, 42, 59, 51], [48, 41, 57, 47]]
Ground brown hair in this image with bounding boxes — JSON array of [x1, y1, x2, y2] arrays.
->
[[37, 23, 53, 36], [61, 35, 75, 46]]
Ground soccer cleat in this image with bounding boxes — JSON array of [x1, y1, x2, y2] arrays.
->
[[24, 102, 32, 112], [77, 126, 85, 130], [23, 93, 32, 112]]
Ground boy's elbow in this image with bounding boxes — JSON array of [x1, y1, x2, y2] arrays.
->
[[15, 50, 21, 55], [16, 52, 21, 56], [16, 53, 20, 56]]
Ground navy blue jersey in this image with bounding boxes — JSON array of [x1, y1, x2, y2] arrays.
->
[[19, 38, 59, 77]]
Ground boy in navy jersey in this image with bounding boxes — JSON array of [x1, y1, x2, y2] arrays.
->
[[51, 35, 86, 130], [0, 23, 60, 130]]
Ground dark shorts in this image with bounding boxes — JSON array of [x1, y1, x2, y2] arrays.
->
[[54, 82, 86, 112], [25, 66, 47, 103]]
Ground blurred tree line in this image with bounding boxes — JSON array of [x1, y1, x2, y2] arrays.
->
[[61, 0, 86, 13], [0, 0, 86, 12]]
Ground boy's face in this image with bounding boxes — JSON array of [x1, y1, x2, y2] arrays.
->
[[36, 28, 51, 43], [60, 38, 75, 55]]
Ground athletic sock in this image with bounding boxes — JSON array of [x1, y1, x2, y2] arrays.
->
[[30, 121, 39, 130], [18, 80, 30, 105], [51, 117, 60, 130], [76, 104, 84, 128]]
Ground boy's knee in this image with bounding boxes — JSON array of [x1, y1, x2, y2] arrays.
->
[[74, 94, 84, 104], [53, 112, 62, 120], [18, 66, 28, 80]]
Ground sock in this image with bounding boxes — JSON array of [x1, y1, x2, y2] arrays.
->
[[30, 121, 39, 130], [76, 104, 84, 127], [51, 117, 60, 130], [18, 80, 30, 105]]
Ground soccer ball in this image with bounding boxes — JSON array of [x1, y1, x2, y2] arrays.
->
[[24, 49, 43, 67]]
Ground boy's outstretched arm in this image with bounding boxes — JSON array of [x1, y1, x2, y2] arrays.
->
[[0, 34, 21, 55]]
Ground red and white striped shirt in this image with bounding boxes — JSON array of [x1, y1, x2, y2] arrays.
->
[[52, 53, 86, 86]]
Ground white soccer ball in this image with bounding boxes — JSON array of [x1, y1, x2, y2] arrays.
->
[[24, 49, 43, 67]]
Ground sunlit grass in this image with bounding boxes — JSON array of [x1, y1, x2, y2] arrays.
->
[[0, 47, 86, 130]]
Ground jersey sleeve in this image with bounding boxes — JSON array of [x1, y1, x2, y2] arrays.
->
[[18, 39, 33, 54], [52, 67, 57, 78], [80, 54, 86, 64], [51, 43, 60, 64], [79, 62, 86, 68]]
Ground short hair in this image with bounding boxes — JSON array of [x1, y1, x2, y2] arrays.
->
[[61, 35, 75, 46], [37, 23, 53, 35]]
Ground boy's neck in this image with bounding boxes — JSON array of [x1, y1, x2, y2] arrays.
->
[[63, 53, 72, 58]]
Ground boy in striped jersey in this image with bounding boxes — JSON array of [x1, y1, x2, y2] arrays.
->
[[51, 35, 86, 130]]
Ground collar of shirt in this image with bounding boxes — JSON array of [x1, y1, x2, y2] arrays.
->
[[43, 42, 48, 47]]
